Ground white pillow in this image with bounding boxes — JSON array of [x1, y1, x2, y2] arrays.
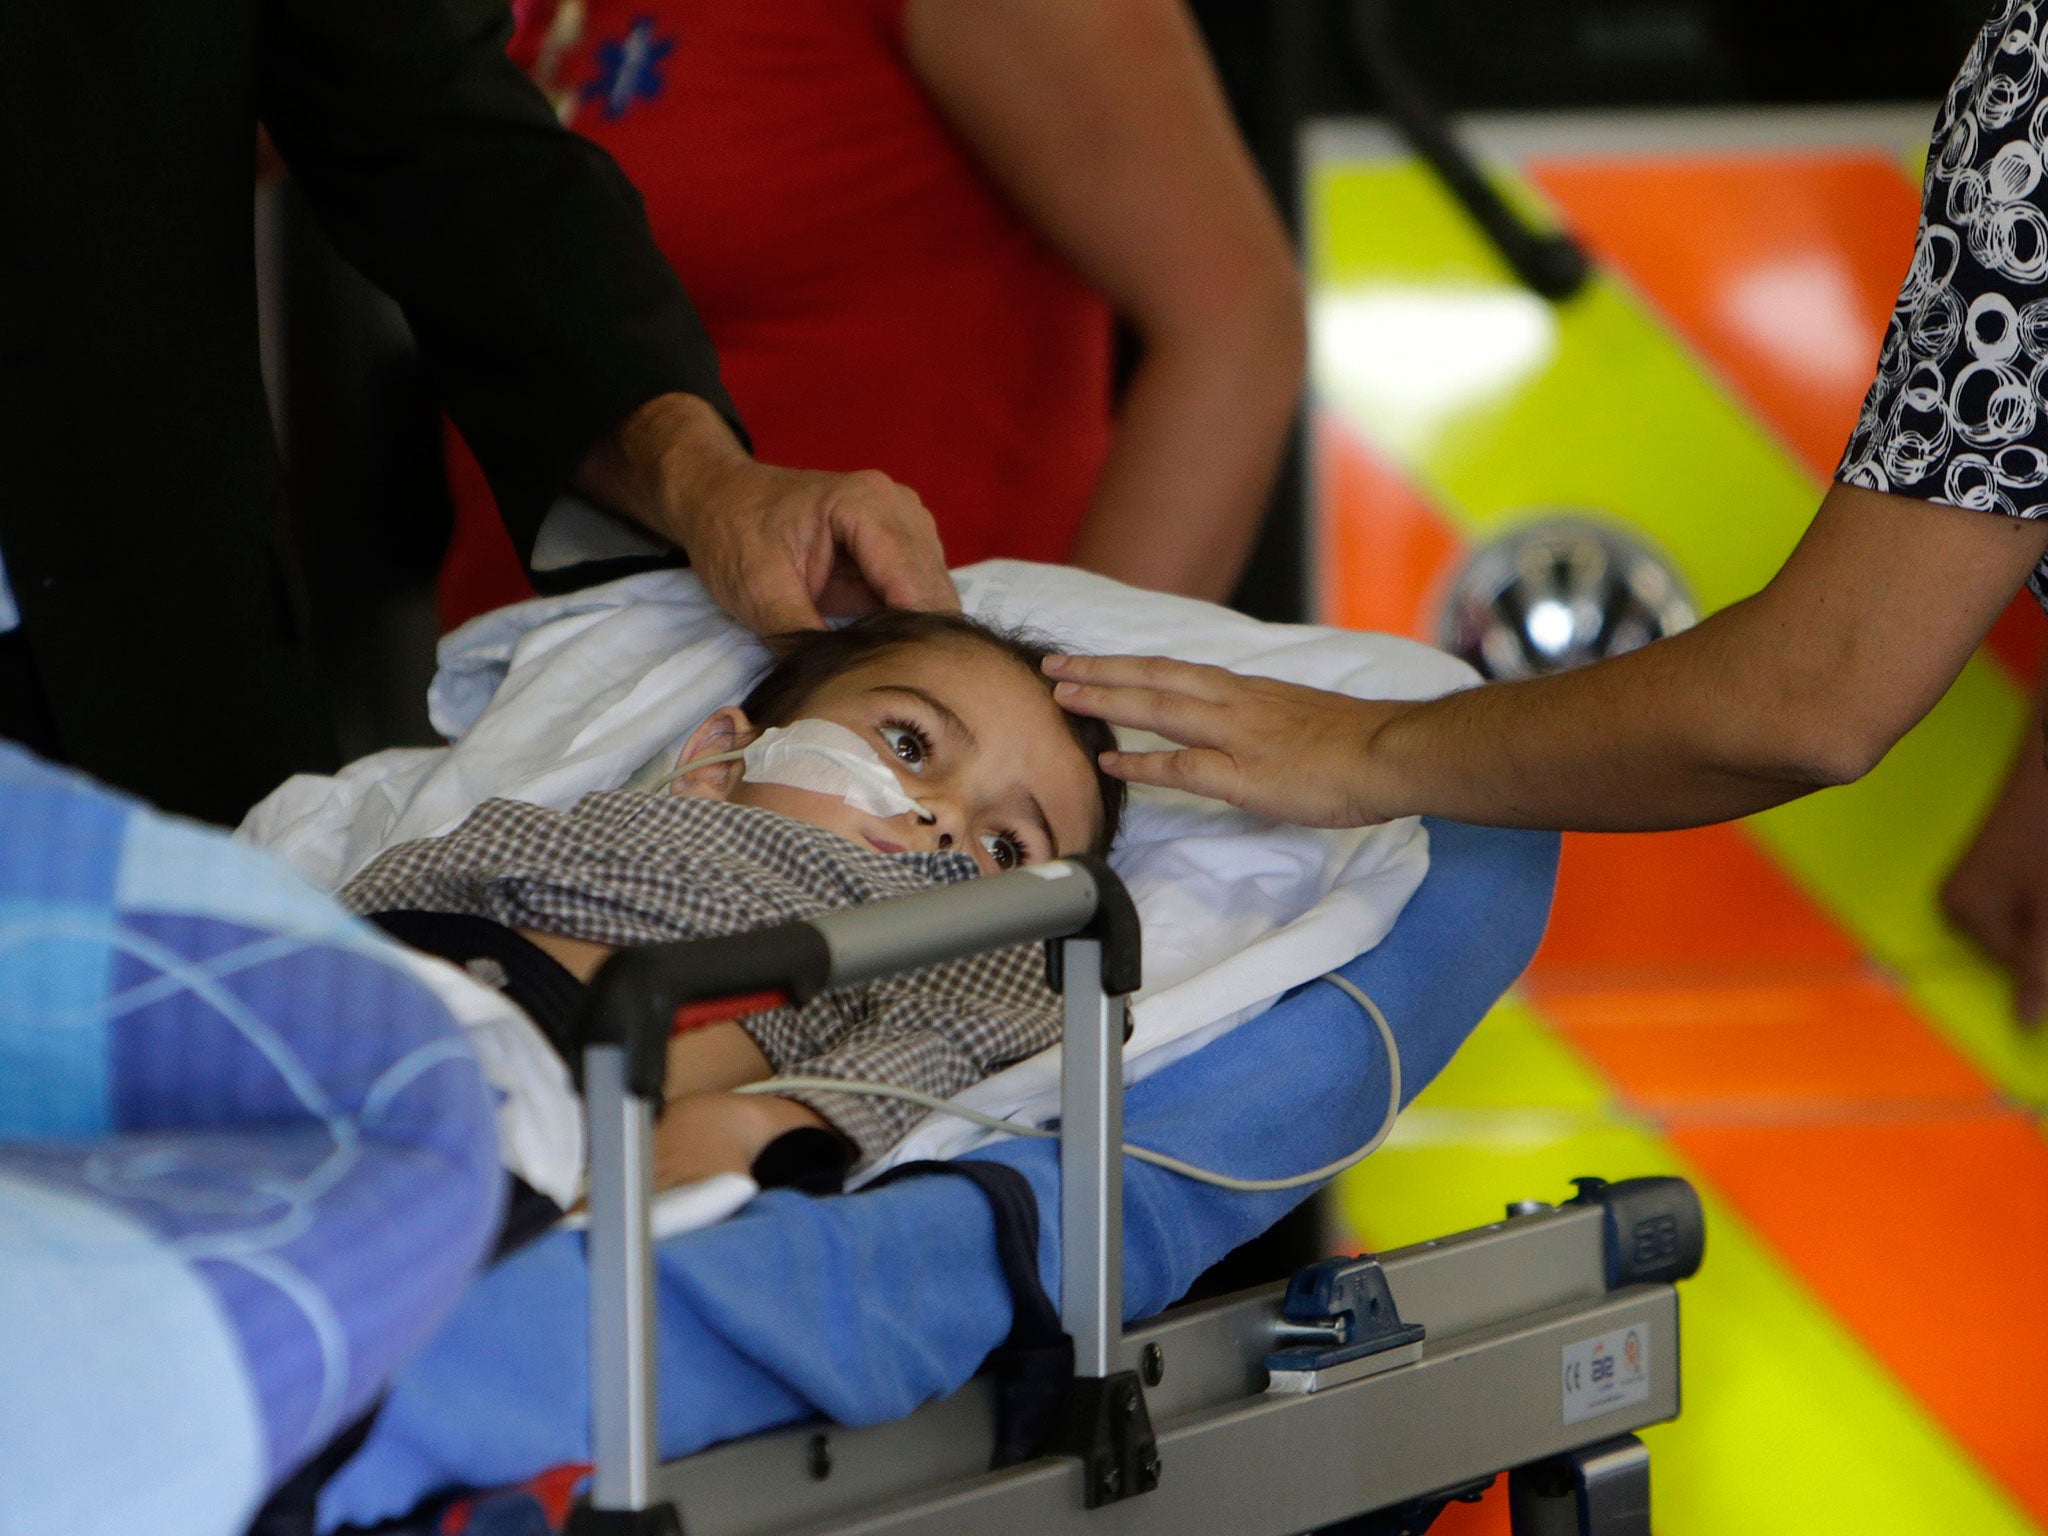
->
[[241, 561, 1476, 1168]]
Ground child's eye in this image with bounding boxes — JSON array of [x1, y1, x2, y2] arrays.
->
[[879, 720, 933, 771], [979, 830, 1026, 871]]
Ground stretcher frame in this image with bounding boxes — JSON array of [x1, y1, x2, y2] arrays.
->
[[572, 857, 1702, 1536]]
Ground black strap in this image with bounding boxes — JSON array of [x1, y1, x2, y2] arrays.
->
[[366, 909, 587, 1065], [243, 1408, 383, 1536], [750, 1125, 855, 1194], [868, 1160, 1072, 1468], [497, 1173, 567, 1261]]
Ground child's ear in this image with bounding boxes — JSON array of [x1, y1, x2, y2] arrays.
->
[[670, 707, 754, 799]]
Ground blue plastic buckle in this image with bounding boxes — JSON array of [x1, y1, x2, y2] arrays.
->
[[1263, 1255, 1426, 1391]]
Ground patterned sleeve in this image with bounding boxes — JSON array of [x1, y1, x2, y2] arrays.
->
[[1838, 3, 2048, 605]]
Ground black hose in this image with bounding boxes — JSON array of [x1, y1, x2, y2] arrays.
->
[[1348, 0, 1592, 302]]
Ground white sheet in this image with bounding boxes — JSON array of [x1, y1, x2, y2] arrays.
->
[[388, 949, 585, 1209], [241, 561, 1476, 1172]]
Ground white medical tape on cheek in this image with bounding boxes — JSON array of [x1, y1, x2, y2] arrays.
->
[[736, 718, 933, 821]]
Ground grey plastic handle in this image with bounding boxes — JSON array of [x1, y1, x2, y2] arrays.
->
[[810, 859, 1105, 989]]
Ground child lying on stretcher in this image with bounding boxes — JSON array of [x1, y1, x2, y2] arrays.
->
[[339, 611, 1124, 1195]]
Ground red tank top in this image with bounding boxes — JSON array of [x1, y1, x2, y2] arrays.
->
[[439, 0, 1116, 628]]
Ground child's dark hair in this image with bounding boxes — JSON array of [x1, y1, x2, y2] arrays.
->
[[739, 610, 1125, 855]]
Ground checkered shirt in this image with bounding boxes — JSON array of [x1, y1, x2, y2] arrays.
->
[[338, 790, 1060, 1166]]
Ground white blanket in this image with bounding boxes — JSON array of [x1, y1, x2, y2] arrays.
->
[[242, 561, 1475, 1176]]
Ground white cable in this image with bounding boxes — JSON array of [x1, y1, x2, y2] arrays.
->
[[733, 972, 1402, 1194]]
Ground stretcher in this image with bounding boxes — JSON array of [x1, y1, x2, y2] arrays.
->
[[561, 849, 1704, 1536], [2, 642, 1700, 1536]]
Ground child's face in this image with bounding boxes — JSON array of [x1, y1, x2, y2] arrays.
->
[[676, 639, 1102, 876]]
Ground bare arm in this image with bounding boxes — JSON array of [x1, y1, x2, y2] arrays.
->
[[1046, 484, 2048, 830], [903, 0, 1303, 602]]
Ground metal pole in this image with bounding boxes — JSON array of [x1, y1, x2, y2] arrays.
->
[[1059, 938, 1124, 1379], [584, 1044, 659, 1511]]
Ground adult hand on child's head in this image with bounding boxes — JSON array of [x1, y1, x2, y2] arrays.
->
[[678, 457, 959, 634], [582, 393, 960, 635], [1044, 653, 1402, 828]]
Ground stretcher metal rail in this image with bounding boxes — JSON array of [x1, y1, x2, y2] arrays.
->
[[573, 856, 1703, 1536]]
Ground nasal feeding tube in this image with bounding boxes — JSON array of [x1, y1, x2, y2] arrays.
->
[[663, 717, 934, 823]]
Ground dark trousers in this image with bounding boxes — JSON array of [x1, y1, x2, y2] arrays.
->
[[0, 628, 63, 762], [0, 612, 338, 826]]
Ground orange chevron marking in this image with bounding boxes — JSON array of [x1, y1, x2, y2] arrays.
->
[[1532, 825, 1859, 985], [1673, 1112, 2048, 1520], [1534, 974, 1995, 1109], [1317, 134, 2048, 1535], [1513, 150, 2048, 1518]]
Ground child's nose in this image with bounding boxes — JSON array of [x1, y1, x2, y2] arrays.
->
[[914, 797, 966, 851]]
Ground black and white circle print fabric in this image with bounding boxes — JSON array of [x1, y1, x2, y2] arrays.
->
[[1839, 2, 2048, 603]]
